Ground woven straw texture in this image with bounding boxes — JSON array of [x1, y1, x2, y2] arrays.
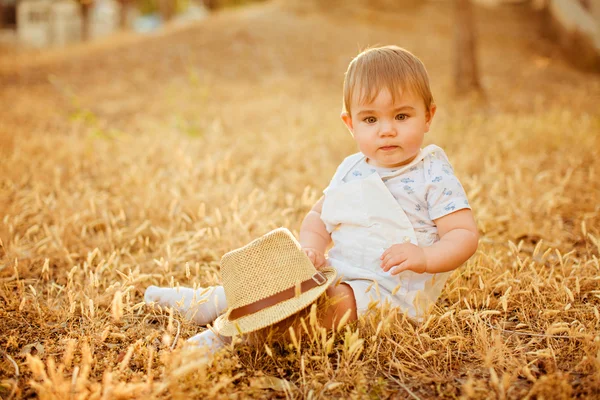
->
[[213, 227, 337, 336]]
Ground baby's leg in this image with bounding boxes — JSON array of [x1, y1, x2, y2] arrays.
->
[[253, 283, 357, 343], [320, 283, 358, 330], [187, 328, 232, 353], [144, 285, 227, 325], [184, 283, 358, 356]]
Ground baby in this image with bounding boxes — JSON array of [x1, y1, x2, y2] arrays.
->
[[144, 45, 479, 351]]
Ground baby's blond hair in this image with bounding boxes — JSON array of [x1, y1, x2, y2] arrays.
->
[[343, 45, 434, 115]]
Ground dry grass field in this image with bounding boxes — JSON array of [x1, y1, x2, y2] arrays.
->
[[1, 1, 600, 398]]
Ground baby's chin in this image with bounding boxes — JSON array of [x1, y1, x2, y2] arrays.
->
[[369, 156, 415, 168]]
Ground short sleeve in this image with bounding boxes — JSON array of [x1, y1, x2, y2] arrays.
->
[[322, 152, 364, 194], [424, 152, 471, 220]]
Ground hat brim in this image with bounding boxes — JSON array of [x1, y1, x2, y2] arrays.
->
[[213, 266, 337, 337]]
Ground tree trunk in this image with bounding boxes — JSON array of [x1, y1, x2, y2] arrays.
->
[[453, 0, 481, 94], [203, 0, 219, 10], [118, 0, 132, 30], [80, 2, 93, 41], [0, 3, 5, 29], [159, 0, 176, 22]]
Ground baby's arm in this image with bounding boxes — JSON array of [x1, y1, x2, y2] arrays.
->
[[381, 209, 478, 274], [423, 209, 479, 273], [299, 196, 332, 268]]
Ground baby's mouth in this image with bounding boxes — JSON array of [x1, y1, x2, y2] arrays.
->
[[379, 145, 399, 151]]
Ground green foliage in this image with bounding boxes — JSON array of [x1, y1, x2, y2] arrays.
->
[[136, 0, 156, 14], [136, 0, 189, 15], [134, 0, 267, 16], [206, 0, 268, 10]]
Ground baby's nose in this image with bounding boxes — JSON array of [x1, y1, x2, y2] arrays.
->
[[378, 120, 396, 136], [379, 124, 396, 136]]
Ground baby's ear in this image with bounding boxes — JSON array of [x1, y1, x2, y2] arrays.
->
[[341, 112, 354, 134], [425, 103, 437, 132]]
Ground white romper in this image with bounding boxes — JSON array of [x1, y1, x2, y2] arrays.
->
[[320, 145, 471, 321]]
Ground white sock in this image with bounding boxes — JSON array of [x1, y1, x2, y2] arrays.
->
[[187, 329, 231, 353], [144, 285, 228, 325]]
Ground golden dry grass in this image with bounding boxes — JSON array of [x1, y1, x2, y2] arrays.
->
[[1, 1, 600, 398]]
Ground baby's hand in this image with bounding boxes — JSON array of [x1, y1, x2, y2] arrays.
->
[[302, 247, 327, 269], [380, 243, 427, 275]]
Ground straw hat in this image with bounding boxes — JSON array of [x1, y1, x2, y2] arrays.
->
[[213, 227, 337, 337]]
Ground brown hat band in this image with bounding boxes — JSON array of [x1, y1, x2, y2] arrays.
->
[[229, 272, 328, 321]]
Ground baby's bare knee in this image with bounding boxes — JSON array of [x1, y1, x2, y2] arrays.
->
[[322, 283, 357, 329], [246, 283, 358, 345]]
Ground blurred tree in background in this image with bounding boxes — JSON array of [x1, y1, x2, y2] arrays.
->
[[158, 0, 176, 20], [78, 0, 94, 41], [136, 0, 179, 16], [201, 0, 267, 10], [0, 0, 16, 29], [69, 0, 269, 39], [454, 0, 482, 94], [117, 0, 134, 29], [134, 0, 262, 13]]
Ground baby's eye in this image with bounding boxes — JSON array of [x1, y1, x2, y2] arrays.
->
[[396, 114, 408, 121], [364, 116, 377, 124]]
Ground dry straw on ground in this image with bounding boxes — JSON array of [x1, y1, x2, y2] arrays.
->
[[1, 1, 600, 399]]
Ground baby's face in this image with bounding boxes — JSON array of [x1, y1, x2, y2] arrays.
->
[[342, 88, 435, 168]]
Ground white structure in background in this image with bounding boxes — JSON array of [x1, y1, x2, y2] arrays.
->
[[16, 0, 52, 47], [173, 1, 209, 25], [49, 0, 81, 46], [16, 0, 120, 48], [12, 0, 208, 47], [90, 0, 119, 39]]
